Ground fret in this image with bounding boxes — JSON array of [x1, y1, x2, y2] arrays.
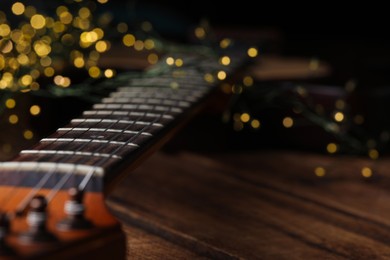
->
[[67, 120, 162, 134], [71, 118, 163, 127], [21, 150, 122, 159], [16, 152, 117, 169], [116, 86, 208, 97], [58, 127, 153, 136], [0, 161, 104, 176], [40, 138, 139, 147], [92, 103, 183, 113], [83, 110, 173, 120], [34, 136, 139, 158], [0, 162, 103, 191], [53, 129, 152, 145], [109, 91, 201, 102], [101, 97, 191, 108]]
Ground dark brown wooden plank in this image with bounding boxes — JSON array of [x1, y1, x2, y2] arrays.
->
[[109, 151, 390, 259]]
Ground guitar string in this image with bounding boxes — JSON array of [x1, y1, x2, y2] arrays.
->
[[12, 111, 125, 212], [16, 79, 191, 208], [2, 63, 211, 215], [73, 75, 209, 194], [0, 120, 87, 212], [13, 103, 149, 212]]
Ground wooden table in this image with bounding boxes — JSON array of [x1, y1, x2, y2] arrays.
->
[[107, 123, 390, 259]]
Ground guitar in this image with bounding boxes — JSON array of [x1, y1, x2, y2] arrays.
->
[[0, 47, 247, 258]]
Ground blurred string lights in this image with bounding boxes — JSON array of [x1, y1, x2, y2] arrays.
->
[[222, 74, 388, 180], [0, 1, 259, 158], [0, 0, 163, 155]]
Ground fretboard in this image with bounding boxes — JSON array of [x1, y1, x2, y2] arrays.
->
[[0, 50, 247, 192]]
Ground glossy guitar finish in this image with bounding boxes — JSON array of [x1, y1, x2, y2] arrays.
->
[[0, 48, 247, 258]]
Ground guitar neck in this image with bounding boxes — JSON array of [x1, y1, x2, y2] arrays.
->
[[0, 47, 247, 258]]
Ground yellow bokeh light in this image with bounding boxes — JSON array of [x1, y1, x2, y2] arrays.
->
[[5, 99, 16, 109], [44, 67, 55, 77], [217, 71, 227, 80], [326, 143, 338, 154], [314, 167, 326, 177], [104, 69, 114, 78], [123, 34, 135, 47], [78, 7, 91, 19], [369, 149, 379, 160], [33, 41, 51, 57], [24, 6, 37, 18], [220, 38, 231, 49], [283, 117, 294, 128], [147, 53, 158, 64], [98, 0, 109, 4], [240, 113, 250, 123], [95, 40, 108, 52], [251, 119, 261, 129], [247, 47, 258, 58], [166, 57, 174, 66], [204, 73, 214, 83], [175, 58, 183, 67], [9, 114, 19, 124], [88, 66, 101, 78], [30, 105, 41, 116], [30, 14, 46, 29], [1, 41, 13, 53], [12, 2, 25, 15], [361, 167, 372, 178], [23, 130, 34, 140], [334, 112, 344, 122], [117, 22, 128, 33], [20, 75, 33, 86], [0, 24, 11, 37], [74, 57, 85, 68], [59, 11, 73, 24], [243, 76, 254, 87], [220, 56, 231, 66], [195, 27, 206, 39], [134, 40, 144, 51], [144, 39, 155, 50]]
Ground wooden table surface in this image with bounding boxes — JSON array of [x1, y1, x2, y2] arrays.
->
[[107, 135, 390, 259]]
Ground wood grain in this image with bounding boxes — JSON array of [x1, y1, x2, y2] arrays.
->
[[107, 150, 390, 259]]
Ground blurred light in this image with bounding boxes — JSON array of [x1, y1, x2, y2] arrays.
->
[[175, 58, 183, 67], [141, 21, 152, 32], [195, 27, 205, 39], [247, 47, 258, 58], [314, 167, 326, 177], [8, 114, 19, 124], [12, 2, 25, 15], [23, 130, 34, 140], [334, 112, 344, 122], [147, 53, 158, 64], [88, 66, 101, 78], [122, 34, 135, 46], [220, 56, 230, 66], [5, 99, 16, 109], [220, 38, 231, 49], [283, 117, 293, 128], [327, 143, 338, 154], [204, 73, 214, 83], [240, 113, 250, 123], [30, 105, 41, 116], [361, 167, 372, 178], [166, 57, 174, 66], [30, 14, 46, 29], [104, 69, 114, 78], [117, 22, 128, 33], [369, 149, 379, 160], [243, 76, 253, 87], [134, 40, 144, 51], [217, 71, 227, 80], [251, 119, 260, 129]]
